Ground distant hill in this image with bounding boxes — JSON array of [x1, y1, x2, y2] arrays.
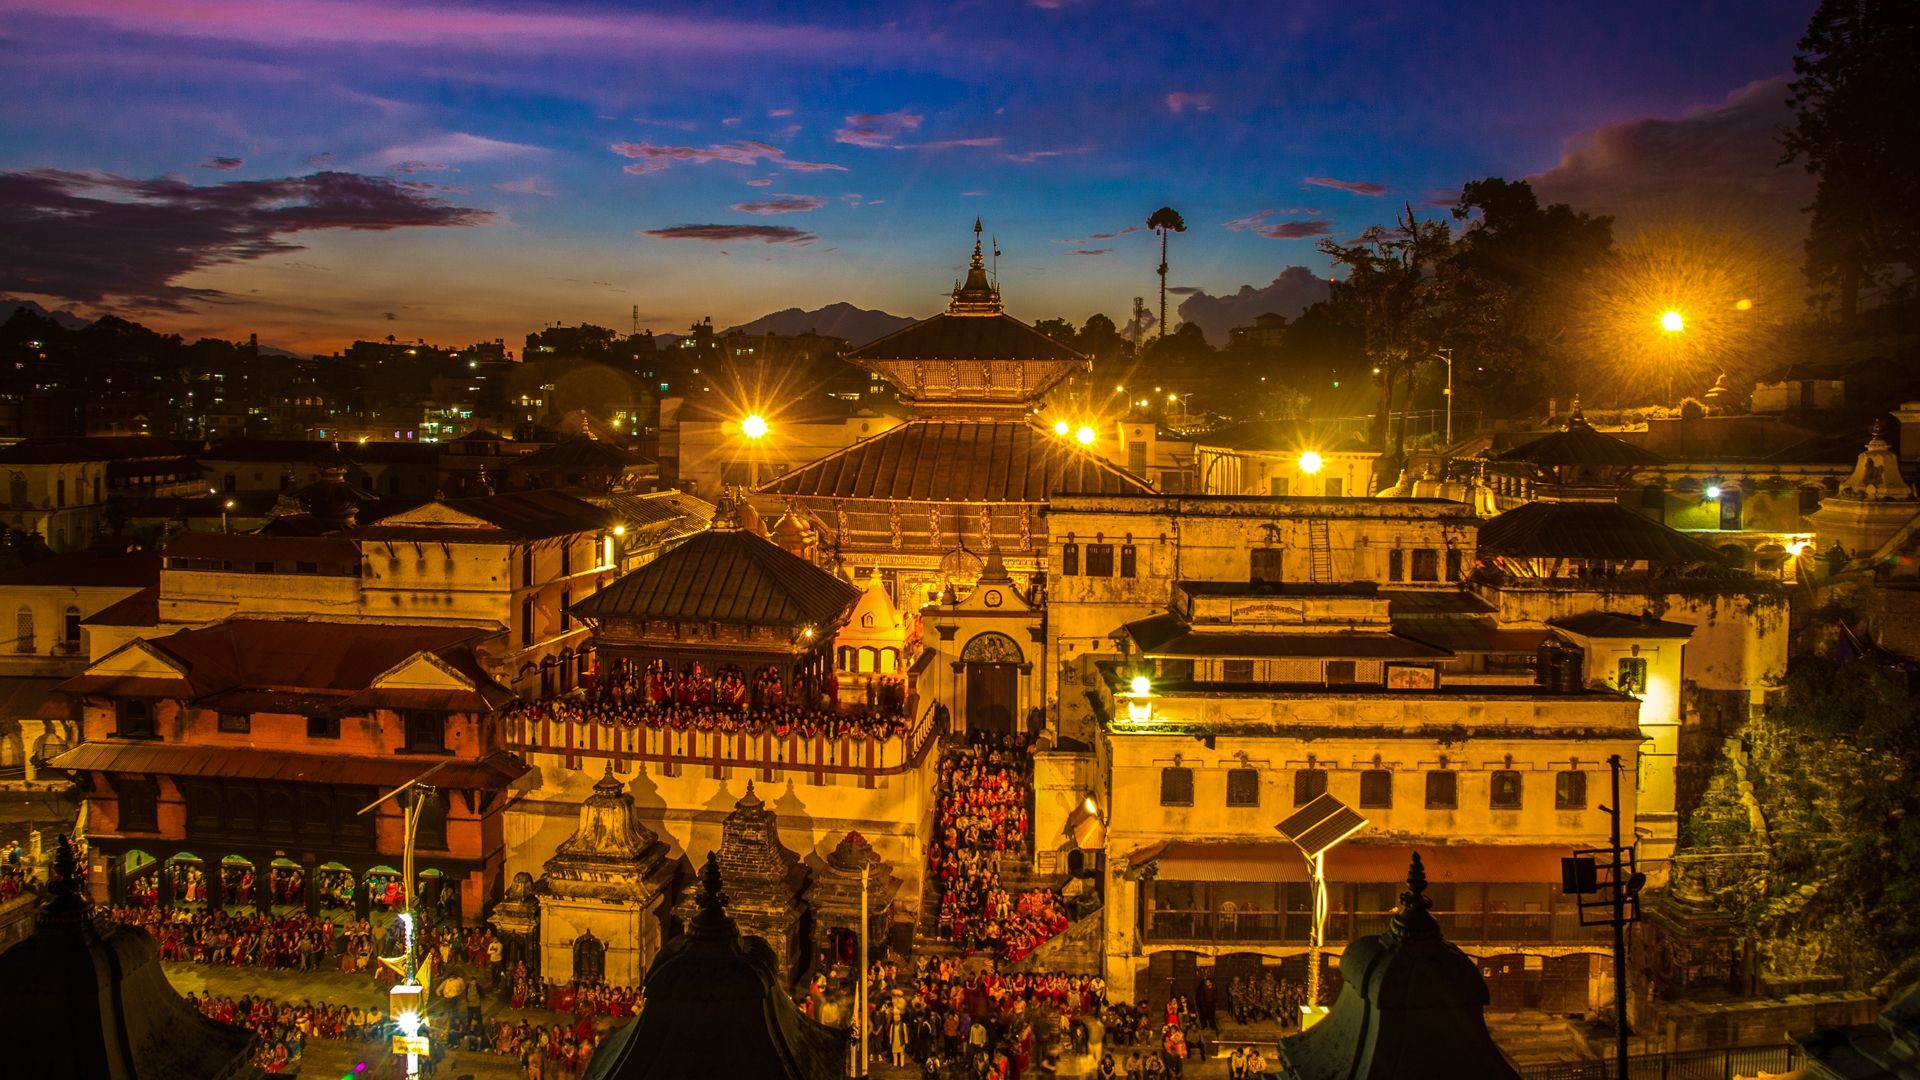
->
[[722, 303, 916, 347], [0, 297, 91, 330]]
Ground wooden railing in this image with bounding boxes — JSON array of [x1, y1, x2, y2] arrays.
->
[[503, 700, 943, 787]]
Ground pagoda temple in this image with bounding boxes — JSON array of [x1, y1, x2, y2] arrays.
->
[[758, 221, 1153, 607], [808, 830, 900, 971], [0, 837, 260, 1079], [537, 763, 678, 988], [675, 781, 811, 985]]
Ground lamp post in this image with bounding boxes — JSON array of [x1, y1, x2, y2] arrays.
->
[[360, 759, 452, 1078], [1433, 348, 1454, 447], [1659, 311, 1684, 408], [1277, 792, 1368, 1028], [856, 862, 870, 1078]]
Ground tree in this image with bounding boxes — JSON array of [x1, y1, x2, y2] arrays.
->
[[1443, 178, 1613, 413], [1147, 207, 1187, 341], [1075, 313, 1130, 365], [1032, 318, 1078, 347], [1781, 0, 1920, 321], [1316, 204, 1452, 453]]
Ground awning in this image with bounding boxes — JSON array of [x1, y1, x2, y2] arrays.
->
[[48, 741, 530, 790], [1125, 841, 1571, 885]]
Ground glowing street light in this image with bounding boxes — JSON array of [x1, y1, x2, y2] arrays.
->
[[1297, 451, 1324, 476], [1053, 419, 1071, 437], [1129, 674, 1151, 696], [1660, 310, 1685, 334], [1075, 425, 1097, 446], [740, 414, 769, 439]]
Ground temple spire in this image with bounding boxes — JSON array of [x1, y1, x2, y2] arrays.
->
[[949, 218, 1003, 316]]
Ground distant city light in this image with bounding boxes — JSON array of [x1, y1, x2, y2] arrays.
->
[[741, 414, 769, 439], [1053, 420, 1071, 436], [1660, 310, 1685, 333], [1298, 451, 1324, 475], [1074, 425, 1096, 446]]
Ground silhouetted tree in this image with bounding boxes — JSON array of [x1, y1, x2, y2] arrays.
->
[[1147, 207, 1187, 340]]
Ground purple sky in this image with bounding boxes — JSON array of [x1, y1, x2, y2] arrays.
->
[[0, 0, 1817, 352]]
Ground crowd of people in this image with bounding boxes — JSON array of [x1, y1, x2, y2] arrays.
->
[[109, 906, 392, 973], [186, 992, 381, 1074], [1227, 970, 1311, 1026], [926, 733, 1071, 962], [508, 693, 910, 742]]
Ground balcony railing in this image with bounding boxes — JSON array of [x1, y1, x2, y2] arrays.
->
[[1143, 907, 1609, 948], [503, 699, 942, 786]]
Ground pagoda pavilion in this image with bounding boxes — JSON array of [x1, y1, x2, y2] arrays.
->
[[758, 221, 1153, 607]]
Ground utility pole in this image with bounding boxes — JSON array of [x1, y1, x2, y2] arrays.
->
[[360, 759, 452, 1078], [856, 862, 870, 1077], [1434, 348, 1455, 447], [1563, 754, 1645, 1080]]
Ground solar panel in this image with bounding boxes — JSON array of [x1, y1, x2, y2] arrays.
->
[[1276, 792, 1368, 858]]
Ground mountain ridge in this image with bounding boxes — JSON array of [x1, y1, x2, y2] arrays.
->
[[721, 302, 917, 347]]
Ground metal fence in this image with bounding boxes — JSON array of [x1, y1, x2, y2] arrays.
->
[[1517, 1044, 1803, 1080]]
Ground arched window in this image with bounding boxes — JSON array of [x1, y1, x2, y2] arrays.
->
[[63, 605, 81, 646], [573, 932, 606, 984], [14, 606, 33, 654], [7, 473, 24, 507], [520, 596, 535, 647], [879, 648, 899, 674]]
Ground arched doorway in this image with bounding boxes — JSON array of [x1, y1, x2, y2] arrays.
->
[[122, 850, 159, 908], [573, 931, 606, 984], [168, 853, 207, 905], [316, 863, 355, 912], [961, 632, 1024, 733]]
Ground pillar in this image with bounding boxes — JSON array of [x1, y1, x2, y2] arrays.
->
[[354, 876, 371, 921], [303, 858, 320, 917], [205, 862, 224, 909], [158, 856, 174, 907], [255, 863, 272, 914]]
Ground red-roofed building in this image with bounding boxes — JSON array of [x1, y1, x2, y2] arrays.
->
[[52, 618, 527, 921]]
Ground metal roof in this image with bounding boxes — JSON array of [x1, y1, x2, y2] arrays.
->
[[1548, 611, 1697, 639], [1496, 412, 1665, 467], [573, 527, 860, 627], [756, 419, 1154, 501], [848, 312, 1086, 364], [361, 490, 615, 541], [1476, 501, 1729, 563], [1124, 612, 1452, 660]]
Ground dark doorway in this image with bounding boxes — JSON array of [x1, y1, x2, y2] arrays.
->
[[965, 663, 1019, 733], [574, 932, 606, 984]]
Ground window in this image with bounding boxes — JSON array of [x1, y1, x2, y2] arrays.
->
[[1325, 660, 1356, 685], [521, 547, 534, 585], [218, 713, 251, 734], [13, 606, 32, 654], [114, 777, 159, 833], [1490, 770, 1524, 810], [7, 474, 23, 506], [413, 791, 449, 851], [307, 715, 341, 739], [1269, 476, 1290, 497], [1222, 659, 1254, 683], [1799, 486, 1824, 516], [1120, 544, 1137, 578], [1323, 476, 1344, 497], [1128, 443, 1148, 471], [1616, 657, 1648, 695], [63, 605, 81, 645], [114, 699, 155, 738], [1293, 768, 1327, 806], [404, 712, 446, 753], [1062, 543, 1080, 576], [56, 478, 65, 507], [1445, 549, 1463, 581], [1388, 549, 1405, 581], [1226, 768, 1260, 807], [1425, 770, 1457, 809], [1555, 770, 1588, 809], [1159, 766, 1194, 807], [1360, 769, 1394, 808], [1085, 543, 1115, 577], [521, 596, 535, 648], [1250, 547, 1283, 583], [559, 589, 572, 632], [1411, 549, 1439, 581], [1719, 491, 1744, 531], [560, 542, 573, 576], [1642, 485, 1666, 513]]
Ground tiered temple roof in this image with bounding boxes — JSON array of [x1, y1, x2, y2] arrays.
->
[[809, 830, 900, 937], [677, 782, 810, 983], [542, 764, 676, 905]]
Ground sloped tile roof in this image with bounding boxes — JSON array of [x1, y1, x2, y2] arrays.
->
[[755, 419, 1154, 501], [572, 527, 859, 627], [1496, 413, 1665, 467], [1477, 501, 1728, 563]]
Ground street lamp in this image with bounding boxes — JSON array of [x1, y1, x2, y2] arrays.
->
[[360, 760, 453, 1078], [1054, 420, 1071, 437], [741, 414, 770, 439], [1433, 348, 1454, 447], [221, 499, 235, 534], [1277, 792, 1369, 1029], [1297, 451, 1324, 476], [1074, 425, 1096, 447], [1658, 311, 1684, 407]]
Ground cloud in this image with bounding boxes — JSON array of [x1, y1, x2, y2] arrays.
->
[[1056, 226, 1137, 244], [1004, 146, 1091, 164], [493, 177, 554, 196], [745, 178, 774, 187], [306, 152, 333, 167], [393, 161, 450, 175], [835, 111, 922, 148], [642, 224, 816, 244], [1258, 220, 1333, 239], [370, 132, 543, 168], [1529, 76, 1811, 250], [1175, 267, 1333, 342], [1165, 92, 1213, 114], [905, 136, 1003, 151], [730, 194, 827, 215], [199, 156, 244, 171], [1167, 286, 1201, 295], [1224, 210, 1276, 231], [961, 190, 987, 197], [768, 109, 794, 118], [1304, 175, 1388, 196], [0, 168, 492, 310], [721, 116, 743, 126], [1067, 248, 1110, 256], [611, 139, 844, 174]]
